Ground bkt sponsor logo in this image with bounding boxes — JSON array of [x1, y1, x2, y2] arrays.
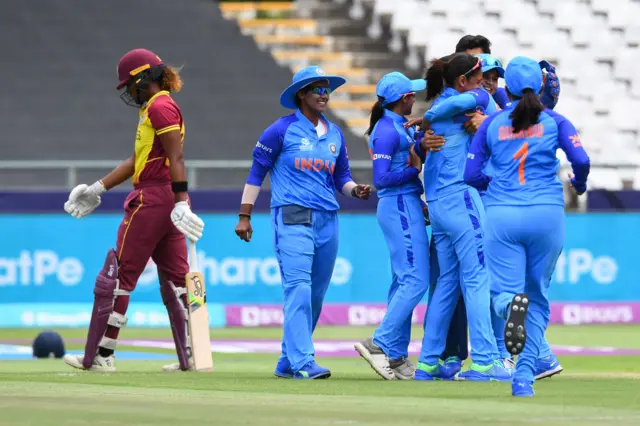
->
[[139, 251, 353, 287], [0, 250, 84, 287], [554, 249, 618, 285], [562, 304, 634, 325]]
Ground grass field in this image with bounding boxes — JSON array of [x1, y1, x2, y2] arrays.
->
[[1, 325, 639, 426]]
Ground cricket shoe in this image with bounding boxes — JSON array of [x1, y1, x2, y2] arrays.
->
[[293, 360, 331, 380], [505, 293, 529, 356], [440, 356, 463, 377], [535, 355, 563, 380], [414, 362, 455, 381], [274, 357, 294, 378], [455, 360, 512, 382], [503, 357, 516, 373], [389, 357, 416, 380], [162, 358, 195, 372], [512, 378, 535, 397], [354, 337, 395, 380], [63, 354, 116, 372]]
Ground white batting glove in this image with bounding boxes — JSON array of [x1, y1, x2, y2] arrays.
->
[[170, 201, 204, 242], [64, 181, 106, 219]]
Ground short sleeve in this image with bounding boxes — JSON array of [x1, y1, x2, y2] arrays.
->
[[148, 100, 181, 135]]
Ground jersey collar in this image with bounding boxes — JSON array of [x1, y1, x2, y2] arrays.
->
[[295, 109, 331, 134], [383, 109, 407, 124], [141, 90, 171, 109]]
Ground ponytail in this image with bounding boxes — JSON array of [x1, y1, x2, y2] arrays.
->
[[425, 59, 447, 101], [365, 97, 400, 136], [365, 99, 385, 136], [509, 88, 544, 133]]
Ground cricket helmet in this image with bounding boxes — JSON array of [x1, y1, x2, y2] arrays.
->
[[116, 48, 166, 107], [32, 330, 66, 359]]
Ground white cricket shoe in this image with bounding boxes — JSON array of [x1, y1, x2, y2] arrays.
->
[[63, 354, 116, 372], [162, 359, 195, 372]]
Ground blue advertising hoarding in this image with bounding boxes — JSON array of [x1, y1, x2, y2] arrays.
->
[[0, 213, 635, 326]]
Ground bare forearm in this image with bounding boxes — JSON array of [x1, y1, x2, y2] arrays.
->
[[101, 156, 135, 190], [168, 152, 188, 202]]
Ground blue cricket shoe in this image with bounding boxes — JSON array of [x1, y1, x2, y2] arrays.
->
[[512, 378, 535, 397], [274, 356, 294, 378], [293, 360, 331, 380], [535, 355, 563, 380]]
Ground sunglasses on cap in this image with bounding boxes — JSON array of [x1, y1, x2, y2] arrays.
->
[[479, 56, 504, 69], [305, 87, 332, 96], [463, 59, 481, 77]]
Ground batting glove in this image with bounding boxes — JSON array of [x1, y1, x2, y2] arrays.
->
[[171, 201, 205, 242], [64, 181, 106, 218]]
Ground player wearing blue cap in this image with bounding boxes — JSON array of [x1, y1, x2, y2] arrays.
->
[[455, 35, 560, 110], [415, 53, 510, 382], [464, 56, 590, 396], [354, 72, 428, 381], [234, 65, 371, 380]]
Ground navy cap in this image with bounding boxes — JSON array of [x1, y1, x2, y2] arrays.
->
[[376, 72, 426, 107], [505, 56, 543, 97]]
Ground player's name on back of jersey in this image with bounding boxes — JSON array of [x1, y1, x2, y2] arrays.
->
[[499, 124, 544, 141]]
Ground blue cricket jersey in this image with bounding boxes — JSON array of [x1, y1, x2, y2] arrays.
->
[[368, 109, 423, 198], [464, 102, 590, 207], [422, 87, 492, 202], [247, 109, 354, 211]]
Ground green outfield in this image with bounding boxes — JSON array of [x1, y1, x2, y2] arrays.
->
[[1, 325, 639, 426]]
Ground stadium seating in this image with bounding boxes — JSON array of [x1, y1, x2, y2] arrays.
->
[[359, 0, 640, 189], [0, 0, 370, 189]]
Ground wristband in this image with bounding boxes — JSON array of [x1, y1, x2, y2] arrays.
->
[[351, 186, 359, 198], [238, 213, 251, 219], [171, 181, 188, 193]]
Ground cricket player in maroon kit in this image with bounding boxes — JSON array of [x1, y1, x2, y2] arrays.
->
[[62, 48, 205, 372]]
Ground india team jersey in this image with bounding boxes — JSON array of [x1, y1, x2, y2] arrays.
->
[[464, 103, 590, 207], [422, 87, 491, 202], [133, 90, 184, 186], [367, 110, 423, 198], [250, 110, 353, 211]]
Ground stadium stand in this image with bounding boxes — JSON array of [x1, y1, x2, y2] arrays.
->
[[224, 0, 640, 192], [0, 0, 370, 190], [2, 0, 637, 193]]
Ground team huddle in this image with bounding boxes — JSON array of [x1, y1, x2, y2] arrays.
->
[[58, 33, 589, 399]]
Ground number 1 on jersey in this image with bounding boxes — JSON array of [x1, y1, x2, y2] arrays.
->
[[513, 141, 529, 185]]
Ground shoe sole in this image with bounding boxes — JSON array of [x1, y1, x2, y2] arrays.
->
[[63, 357, 115, 373], [504, 293, 529, 356], [535, 365, 564, 380], [354, 342, 396, 380], [274, 371, 294, 379], [293, 371, 331, 380], [454, 372, 511, 382]]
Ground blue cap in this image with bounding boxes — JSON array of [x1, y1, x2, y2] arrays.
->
[[280, 66, 346, 109], [376, 72, 426, 106], [505, 56, 544, 97], [475, 54, 505, 78]]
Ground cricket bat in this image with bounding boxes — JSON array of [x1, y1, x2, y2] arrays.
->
[[185, 239, 213, 371]]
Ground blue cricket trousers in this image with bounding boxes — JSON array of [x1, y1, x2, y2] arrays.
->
[[419, 188, 499, 366], [485, 204, 565, 383], [373, 193, 430, 360], [271, 207, 339, 372]]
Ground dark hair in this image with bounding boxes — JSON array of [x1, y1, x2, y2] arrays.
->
[[507, 88, 545, 133], [424, 53, 481, 101], [365, 98, 400, 136], [455, 35, 491, 54]]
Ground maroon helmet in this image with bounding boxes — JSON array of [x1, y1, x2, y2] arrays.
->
[[116, 48, 164, 89]]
